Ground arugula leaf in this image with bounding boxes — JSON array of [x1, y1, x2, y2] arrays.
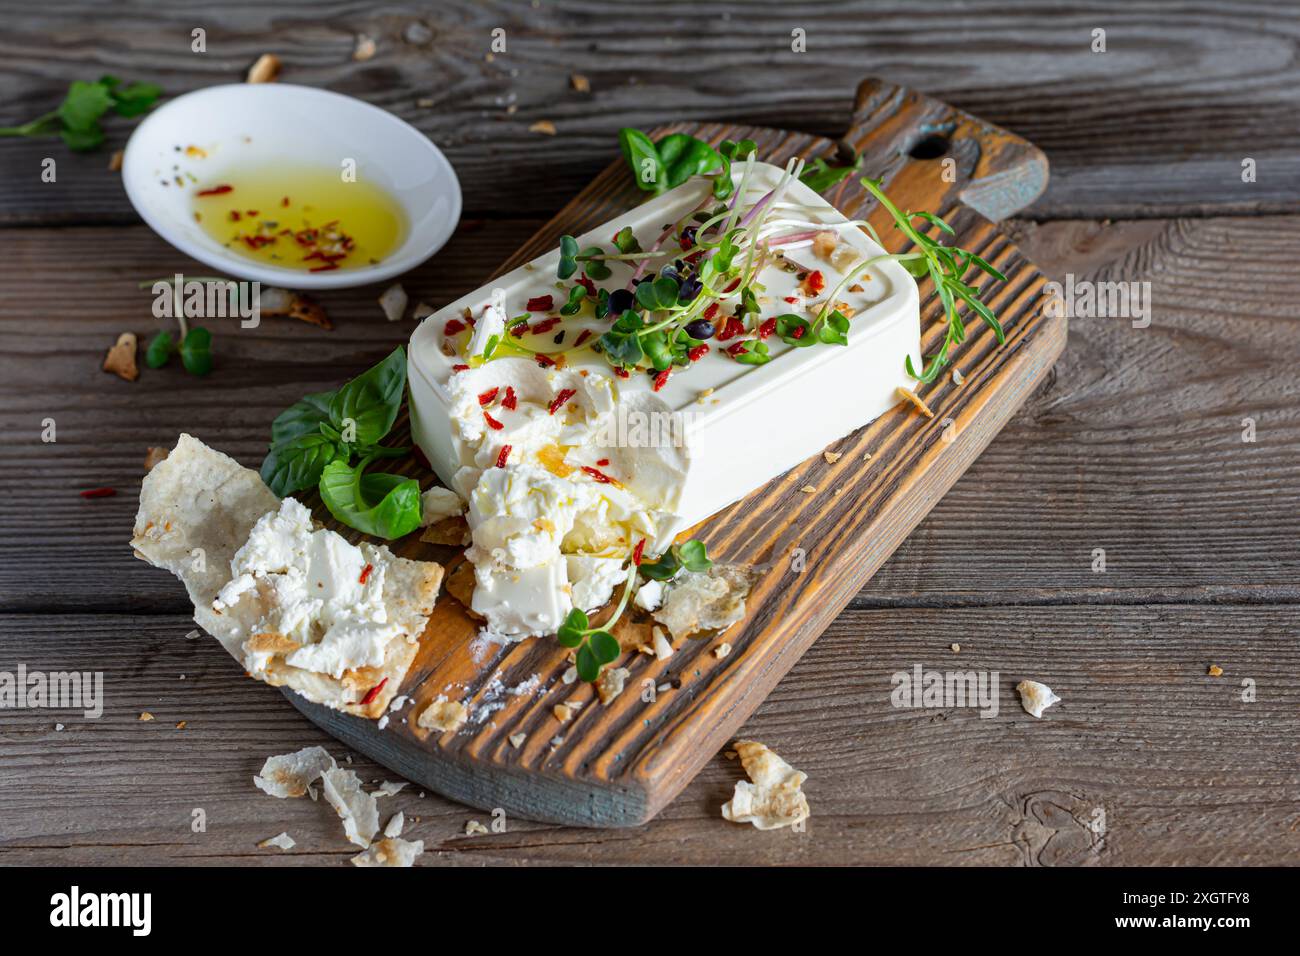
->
[[618, 128, 665, 193], [179, 327, 213, 375], [271, 389, 336, 444], [319, 458, 422, 540], [261, 433, 342, 497], [327, 347, 406, 446]]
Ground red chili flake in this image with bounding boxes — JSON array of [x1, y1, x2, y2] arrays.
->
[[703, 303, 720, 321], [653, 369, 671, 391], [688, 344, 710, 361], [246, 209, 259, 217], [716, 317, 746, 341], [502, 386, 518, 410], [678, 234, 693, 250], [79, 487, 116, 499], [228, 209, 242, 221], [510, 323, 528, 338], [526, 295, 554, 312], [576, 275, 596, 296], [758, 317, 777, 339], [196, 184, 233, 196], [574, 329, 593, 348], [805, 270, 825, 295], [535, 353, 556, 368], [783, 296, 800, 304], [483, 411, 505, 430], [548, 388, 577, 415], [726, 341, 749, 357], [614, 367, 630, 379], [478, 387, 499, 406], [452, 363, 469, 372], [684, 250, 704, 265], [359, 563, 374, 585], [496, 445, 512, 468], [444, 318, 467, 336], [632, 538, 646, 566], [597, 458, 610, 467], [281, 196, 290, 207], [581, 465, 616, 484], [791, 325, 806, 339], [531, 317, 562, 335], [359, 678, 388, 707], [723, 277, 742, 293]]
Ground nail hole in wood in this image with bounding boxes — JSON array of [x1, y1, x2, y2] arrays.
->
[[908, 133, 950, 160]]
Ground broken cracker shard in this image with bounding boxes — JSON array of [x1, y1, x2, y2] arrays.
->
[[721, 740, 810, 830], [417, 696, 468, 733], [653, 563, 759, 641], [351, 836, 424, 867], [253, 745, 337, 799], [1016, 679, 1061, 719], [103, 332, 139, 381]]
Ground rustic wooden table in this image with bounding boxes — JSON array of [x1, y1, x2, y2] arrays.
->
[[1, 1, 1296, 866]]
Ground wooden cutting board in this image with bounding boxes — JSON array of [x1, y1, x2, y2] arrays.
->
[[288, 76, 1064, 827]]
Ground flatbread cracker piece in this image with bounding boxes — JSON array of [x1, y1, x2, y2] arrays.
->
[[653, 564, 760, 640], [721, 740, 810, 831], [322, 766, 380, 848], [351, 837, 424, 867], [253, 745, 338, 798]]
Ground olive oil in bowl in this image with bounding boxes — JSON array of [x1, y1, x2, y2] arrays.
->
[[191, 165, 406, 273]]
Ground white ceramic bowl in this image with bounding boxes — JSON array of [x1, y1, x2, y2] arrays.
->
[[121, 84, 461, 289]]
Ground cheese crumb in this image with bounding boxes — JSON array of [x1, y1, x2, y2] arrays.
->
[[714, 642, 732, 659], [1016, 680, 1061, 719], [1207, 664, 1224, 677], [799, 485, 817, 494], [257, 832, 296, 851], [896, 386, 935, 419], [465, 820, 489, 836], [823, 451, 842, 464], [509, 732, 526, 748], [596, 667, 631, 704]]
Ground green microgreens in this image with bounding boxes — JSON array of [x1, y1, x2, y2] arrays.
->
[[557, 538, 712, 682], [0, 76, 161, 151]]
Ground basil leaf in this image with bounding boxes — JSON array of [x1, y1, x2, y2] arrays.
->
[[179, 327, 213, 375], [656, 133, 723, 190], [618, 128, 665, 193], [328, 347, 406, 447], [318, 458, 422, 540], [271, 389, 336, 444], [260, 433, 341, 497], [145, 331, 175, 369]]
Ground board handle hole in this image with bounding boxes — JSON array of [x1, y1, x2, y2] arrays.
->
[[908, 133, 951, 160]]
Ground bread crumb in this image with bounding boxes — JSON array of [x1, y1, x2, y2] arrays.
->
[[529, 120, 557, 135], [108, 149, 124, 172], [508, 731, 526, 748], [103, 332, 139, 382], [464, 820, 489, 836], [352, 34, 377, 61], [1207, 664, 1224, 677], [417, 697, 468, 733], [799, 484, 817, 494], [950, 643, 961, 653], [553, 703, 573, 723], [138, 712, 154, 721], [714, 642, 732, 659], [1016, 680, 1061, 719], [896, 386, 935, 419], [570, 73, 590, 92], [595, 666, 630, 704], [951, 367, 965, 386], [246, 53, 281, 84]]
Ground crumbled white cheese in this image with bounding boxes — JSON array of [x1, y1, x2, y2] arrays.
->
[[1016, 680, 1061, 719], [419, 486, 464, 525], [633, 578, 664, 612]]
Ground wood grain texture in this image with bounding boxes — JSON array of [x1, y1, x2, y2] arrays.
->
[[2, 607, 1294, 865], [0, 1, 1295, 224], [286, 81, 1065, 826]]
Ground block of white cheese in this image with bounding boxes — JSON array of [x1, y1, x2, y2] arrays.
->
[[408, 163, 920, 639]]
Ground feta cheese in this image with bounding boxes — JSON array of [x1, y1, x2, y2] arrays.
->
[[212, 498, 402, 679], [633, 578, 664, 612], [419, 485, 464, 525], [1016, 680, 1061, 719]]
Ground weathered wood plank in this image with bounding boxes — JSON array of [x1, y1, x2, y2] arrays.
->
[[0, 0, 1295, 222], [3, 216, 1297, 611], [1, 606, 1294, 864]]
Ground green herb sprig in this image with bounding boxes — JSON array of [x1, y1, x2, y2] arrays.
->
[[0, 76, 161, 151], [260, 347, 421, 539], [857, 177, 1007, 383]]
